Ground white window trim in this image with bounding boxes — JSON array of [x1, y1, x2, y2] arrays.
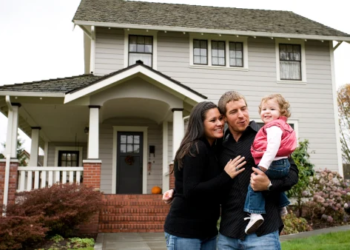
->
[[54, 147, 83, 167], [275, 39, 307, 84], [124, 29, 158, 69], [189, 33, 248, 70], [254, 119, 299, 144], [112, 126, 148, 194]]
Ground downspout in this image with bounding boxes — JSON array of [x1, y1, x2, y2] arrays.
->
[[3, 96, 13, 216]]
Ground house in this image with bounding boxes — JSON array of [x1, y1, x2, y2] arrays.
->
[[1, 0, 350, 235]]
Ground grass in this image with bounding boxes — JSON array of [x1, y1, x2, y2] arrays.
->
[[281, 230, 350, 250]]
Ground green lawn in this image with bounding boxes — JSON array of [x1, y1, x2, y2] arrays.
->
[[281, 230, 350, 250]]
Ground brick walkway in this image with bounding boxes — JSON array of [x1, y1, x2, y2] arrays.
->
[[95, 225, 350, 250]]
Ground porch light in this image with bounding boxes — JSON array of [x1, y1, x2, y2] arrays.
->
[[84, 127, 89, 134]]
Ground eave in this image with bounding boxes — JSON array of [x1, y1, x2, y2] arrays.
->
[[74, 20, 350, 42]]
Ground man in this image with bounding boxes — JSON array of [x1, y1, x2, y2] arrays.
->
[[216, 91, 298, 250]]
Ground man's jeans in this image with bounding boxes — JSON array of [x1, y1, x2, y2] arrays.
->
[[164, 232, 216, 250], [217, 231, 281, 250], [244, 158, 290, 214]]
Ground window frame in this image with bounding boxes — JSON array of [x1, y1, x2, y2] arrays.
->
[[211, 40, 226, 66], [193, 39, 208, 65], [128, 35, 154, 67], [275, 39, 307, 83], [190, 34, 248, 70], [54, 146, 83, 167], [124, 30, 158, 69]]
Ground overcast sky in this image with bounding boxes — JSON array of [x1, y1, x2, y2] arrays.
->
[[1, 0, 350, 154]]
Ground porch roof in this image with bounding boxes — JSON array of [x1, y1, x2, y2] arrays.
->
[[73, 0, 350, 41], [64, 61, 207, 103], [0, 62, 207, 102]]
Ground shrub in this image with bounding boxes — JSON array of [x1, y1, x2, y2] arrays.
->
[[303, 169, 350, 225], [287, 139, 315, 216], [6, 183, 103, 238], [0, 210, 47, 249], [282, 210, 311, 235]]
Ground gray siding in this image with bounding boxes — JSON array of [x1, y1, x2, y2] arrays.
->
[[95, 27, 124, 75], [93, 29, 339, 172]]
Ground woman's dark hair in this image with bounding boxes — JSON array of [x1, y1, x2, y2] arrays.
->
[[175, 101, 218, 169]]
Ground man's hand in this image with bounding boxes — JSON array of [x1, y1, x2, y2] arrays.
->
[[162, 189, 174, 204], [250, 167, 270, 191]]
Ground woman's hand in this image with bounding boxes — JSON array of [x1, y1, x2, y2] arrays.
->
[[224, 155, 246, 179], [162, 189, 174, 204]]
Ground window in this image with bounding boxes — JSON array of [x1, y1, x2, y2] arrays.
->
[[229, 42, 243, 67], [212, 41, 225, 66], [129, 35, 153, 67], [190, 35, 248, 69], [58, 151, 79, 167], [193, 39, 208, 65], [279, 44, 301, 80]]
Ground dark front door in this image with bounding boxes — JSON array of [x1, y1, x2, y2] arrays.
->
[[117, 132, 143, 194]]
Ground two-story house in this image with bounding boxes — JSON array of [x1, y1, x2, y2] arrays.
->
[[1, 0, 350, 235]]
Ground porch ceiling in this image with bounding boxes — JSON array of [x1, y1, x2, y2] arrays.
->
[[19, 103, 89, 144], [102, 98, 170, 124]]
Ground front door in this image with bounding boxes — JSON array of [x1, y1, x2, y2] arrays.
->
[[117, 132, 143, 194]]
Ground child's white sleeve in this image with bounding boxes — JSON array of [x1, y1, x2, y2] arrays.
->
[[259, 126, 283, 170]]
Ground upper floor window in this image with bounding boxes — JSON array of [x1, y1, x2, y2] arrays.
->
[[193, 39, 208, 65], [229, 42, 243, 67], [279, 44, 301, 80], [129, 35, 153, 67], [190, 35, 248, 69], [212, 41, 226, 66]]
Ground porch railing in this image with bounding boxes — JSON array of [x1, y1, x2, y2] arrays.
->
[[17, 167, 84, 192]]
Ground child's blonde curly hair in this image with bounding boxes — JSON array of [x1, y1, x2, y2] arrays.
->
[[259, 94, 291, 118]]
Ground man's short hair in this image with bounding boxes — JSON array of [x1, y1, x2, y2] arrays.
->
[[218, 91, 247, 115]]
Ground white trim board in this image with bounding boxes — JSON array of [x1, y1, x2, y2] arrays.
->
[[54, 147, 83, 166], [112, 126, 148, 194], [74, 21, 350, 42], [64, 65, 206, 103]]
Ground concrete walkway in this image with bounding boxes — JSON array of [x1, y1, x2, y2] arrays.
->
[[95, 225, 350, 250]]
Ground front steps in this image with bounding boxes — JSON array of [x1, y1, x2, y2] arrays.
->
[[99, 194, 170, 233]]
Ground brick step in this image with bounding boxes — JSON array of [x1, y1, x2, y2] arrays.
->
[[101, 207, 170, 214], [103, 194, 163, 201], [99, 223, 164, 231], [99, 228, 164, 233], [102, 201, 167, 206], [100, 215, 166, 222]]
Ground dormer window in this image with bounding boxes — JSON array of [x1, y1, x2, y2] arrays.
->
[[129, 35, 153, 67]]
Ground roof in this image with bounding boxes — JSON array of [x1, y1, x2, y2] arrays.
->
[[0, 61, 207, 99], [73, 0, 350, 38], [0, 74, 102, 93]]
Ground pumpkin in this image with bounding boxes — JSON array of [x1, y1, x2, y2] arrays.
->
[[151, 186, 162, 194]]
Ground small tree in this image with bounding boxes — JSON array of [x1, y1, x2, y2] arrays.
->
[[338, 84, 350, 164], [287, 139, 315, 216], [0, 135, 28, 166]]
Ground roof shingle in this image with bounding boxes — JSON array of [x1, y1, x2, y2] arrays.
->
[[73, 0, 350, 37]]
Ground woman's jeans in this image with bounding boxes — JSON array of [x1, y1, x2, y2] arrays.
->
[[244, 158, 290, 214], [164, 232, 217, 250]]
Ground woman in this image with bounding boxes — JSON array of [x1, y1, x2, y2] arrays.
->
[[164, 101, 246, 250]]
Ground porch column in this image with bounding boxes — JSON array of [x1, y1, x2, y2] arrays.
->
[[29, 127, 41, 166], [5, 103, 20, 159], [88, 105, 100, 159], [170, 108, 184, 189], [162, 121, 169, 192]]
